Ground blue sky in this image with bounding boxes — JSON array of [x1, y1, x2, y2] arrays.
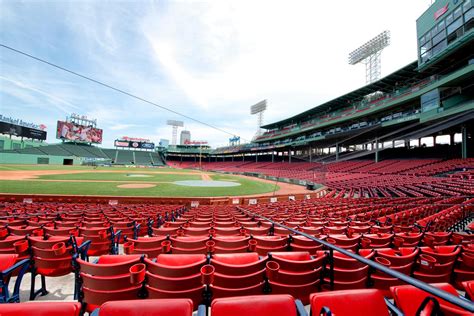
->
[[1, 0, 432, 147]]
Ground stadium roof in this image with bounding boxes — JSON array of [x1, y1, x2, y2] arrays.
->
[[262, 60, 427, 130]]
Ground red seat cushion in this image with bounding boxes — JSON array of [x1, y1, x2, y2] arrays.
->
[[211, 294, 297, 316], [310, 289, 390, 316], [462, 281, 474, 299], [0, 302, 81, 316], [0, 254, 18, 271], [390, 283, 470, 316], [98, 298, 193, 316]]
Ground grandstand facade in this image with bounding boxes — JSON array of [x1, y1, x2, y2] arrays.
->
[[167, 0, 474, 199], [194, 0, 473, 165], [0, 142, 165, 166]]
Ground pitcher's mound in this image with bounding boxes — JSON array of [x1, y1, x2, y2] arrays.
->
[[117, 184, 156, 189]]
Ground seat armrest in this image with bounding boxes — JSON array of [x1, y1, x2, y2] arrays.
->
[[384, 297, 403, 316], [0, 258, 30, 303], [197, 304, 207, 316], [295, 299, 309, 316]]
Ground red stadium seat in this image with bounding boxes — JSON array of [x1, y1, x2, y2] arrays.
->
[[29, 235, 88, 300], [290, 235, 324, 254], [0, 235, 29, 260], [145, 254, 206, 308], [123, 236, 167, 257], [90, 298, 194, 316], [266, 251, 324, 304], [310, 289, 393, 316], [76, 254, 144, 312], [390, 283, 470, 316], [252, 236, 288, 255], [208, 252, 267, 299], [462, 281, 474, 299], [0, 302, 81, 316], [213, 236, 252, 253], [210, 294, 307, 316], [323, 249, 374, 290], [0, 254, 30, 303], [169, 236, 208, 254], [79, 227, 118, 256]]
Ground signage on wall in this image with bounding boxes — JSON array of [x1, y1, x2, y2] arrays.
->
[[434, 4, 449, 20], [270, 197, 278, 203]]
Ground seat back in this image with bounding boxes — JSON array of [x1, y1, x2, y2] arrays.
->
[[97, 298, 193, 316], [390, 283, 467, 316], [211, 294, 297, 316], [310, 289, 390, 316], [0, 302, 81, 316]]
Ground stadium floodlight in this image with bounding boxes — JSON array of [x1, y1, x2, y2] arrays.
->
[[348, 30, 391, 84], [167, 120, 184, 146], [250, 100, 267, 136], [250, 100, 267, 115]]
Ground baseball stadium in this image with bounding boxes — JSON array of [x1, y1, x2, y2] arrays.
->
[[0, 0, 473, 315]]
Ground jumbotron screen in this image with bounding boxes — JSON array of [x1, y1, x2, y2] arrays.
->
[[56, 121, 103, 144]]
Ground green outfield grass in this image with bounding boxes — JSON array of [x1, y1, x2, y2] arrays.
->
[[0, 176, 278, 197], [38, 172, 202, 182]]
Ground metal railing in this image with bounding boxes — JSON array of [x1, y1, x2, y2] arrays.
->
[[237, 206, 474, 312]]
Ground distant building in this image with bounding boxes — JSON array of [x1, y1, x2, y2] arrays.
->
[[159, 139, 169, 148], [180, 130, 191, 145]]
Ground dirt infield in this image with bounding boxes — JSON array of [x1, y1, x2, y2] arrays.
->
[[0, 170, 90, 180], [117, 184, 157, 189]]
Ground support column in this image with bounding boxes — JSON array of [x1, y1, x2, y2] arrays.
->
[[450, 134, 455, 146], [272, 152, 274, 163], [462, 125, 467, 159], [375, 138, 379, 163], [309, 148, 312, 162], [256, 154, 258, 163], [289, 150, 292, 163], [335, 143, 339, 161]]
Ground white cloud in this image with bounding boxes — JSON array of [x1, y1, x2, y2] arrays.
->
[[1, 0, 434, 147]]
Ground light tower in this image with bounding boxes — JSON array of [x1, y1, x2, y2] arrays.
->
[[166, 120, 184, 146], [250, 99, 267, 137], [348, 30, 391, 84]]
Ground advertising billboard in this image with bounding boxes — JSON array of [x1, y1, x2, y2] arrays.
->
[[114, 140, 155, 150], [56, 121, 103, 144], [0, 122, 47, 140]]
